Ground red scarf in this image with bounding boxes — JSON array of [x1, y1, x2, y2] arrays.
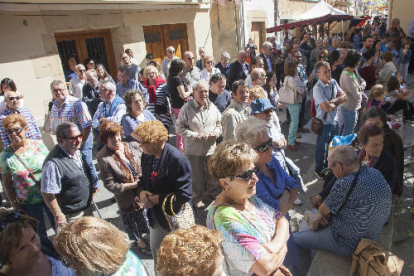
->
[[143, 76, 166, 104]]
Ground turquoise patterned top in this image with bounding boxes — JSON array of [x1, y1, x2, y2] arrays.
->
[[111, 251, 148, 276], [206, 196, 282, 276], [0, 140, 49, 204]]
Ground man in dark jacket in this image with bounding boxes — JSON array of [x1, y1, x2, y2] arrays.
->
[[227, 50, 249, 88]]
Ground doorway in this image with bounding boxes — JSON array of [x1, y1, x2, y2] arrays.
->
[[143, 23, 189, 66], [251, 22, 266, 49], [55, 29, 117, 78]]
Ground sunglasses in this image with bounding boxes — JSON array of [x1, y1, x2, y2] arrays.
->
[[0, 210, 23, 232], [53, 88, 65, 93], [295, 56, 302, 59], [8, 96, 19, 101], [254, 138, 273, 153], [231, 166, 259, 182], [63, 134, 82, 142], [79, 69, 86, 72], [188, 57, 195, 60], [6, 127, 24, 135], [168, 51, 175, 54]]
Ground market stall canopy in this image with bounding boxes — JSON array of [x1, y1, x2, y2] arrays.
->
[[266, 1, 353, 33]]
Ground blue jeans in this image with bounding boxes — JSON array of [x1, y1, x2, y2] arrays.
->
[[291, 226, 350, 276], [315, 122, 339, 172], [80, 133, 99, 189], [286, 103, 301, 145], [340, 106, 358, 136], [21, 202, 55, 237]]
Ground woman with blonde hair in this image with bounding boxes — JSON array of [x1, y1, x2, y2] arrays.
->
[[157, 225, 225, 276], [200, 55, 220, 83], [55, 216, 149, 276], [365, 84, 386, 111]]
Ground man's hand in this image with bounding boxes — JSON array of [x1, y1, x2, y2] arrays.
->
[[278, 189, 292, 215], [139, 190, 157, 208], [311, 194, 322, 209], [208, 131, 218, 139], [55, 212, 67, 228], [196, 133, 208, 140]]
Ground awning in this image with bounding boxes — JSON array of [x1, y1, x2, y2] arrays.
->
[[266, 14, 353, 33]]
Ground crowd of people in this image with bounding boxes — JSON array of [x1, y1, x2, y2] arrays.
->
[[0, 14, 413, 276]]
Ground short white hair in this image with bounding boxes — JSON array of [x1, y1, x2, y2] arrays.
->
[[99, 80, 116, 95], [75, 64, 85, 71], [221, 52, 230, 60], [235, 117, 269, 146], [166, 46, 175, 52], [262, 41, 273, 49]]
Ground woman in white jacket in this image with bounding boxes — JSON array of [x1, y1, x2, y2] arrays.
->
[[200, 55, 220, 83]]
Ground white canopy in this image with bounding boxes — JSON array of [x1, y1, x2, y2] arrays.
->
[[296, 1, 349, 21]]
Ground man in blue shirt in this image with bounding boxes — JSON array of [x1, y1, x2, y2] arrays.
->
[[293, 146, 391, 274], [313, 61, 347, 179], [116, 66, 148, 100]]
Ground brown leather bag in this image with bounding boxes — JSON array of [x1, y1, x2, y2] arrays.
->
[[311, 117, 324, 135], [348, 238, 404, 276]]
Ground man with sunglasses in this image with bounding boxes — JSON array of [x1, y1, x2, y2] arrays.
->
[[68, 64, 86, 100], [180, 51, 200, 88], [0, 91, 41, 149], [49, 80, 99, 192], [42, 122, 94, 228], [161, 46, 179, 78]]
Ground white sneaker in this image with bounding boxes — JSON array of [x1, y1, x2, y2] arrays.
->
[[294, 198, 303, 205]]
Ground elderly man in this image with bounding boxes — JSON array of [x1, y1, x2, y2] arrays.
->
[[69, 64, 86, 99], [221, 80, 250, 140], [180, 51, 200, 88], [227, 50, 249, 88], [196, 47, 206, 70], [176, 81, 222, 209], [0, 91, 41, 148], [260, 41, 277, 73], [116, 66, 148, 100], [245, 57, 265, 87], [92, 80, 126, 130], [49, 80, 98, 190], [250, 68, 267, 88], [161, 46, 179, 77], [215, 52, 231, 78], [209, 73, 231, 113], [83, 69, 102, 118], [328, 37, 342, 52], [293, 146, 392, 274], [41, 122, 94, 228], [120, 51, 140, 82]]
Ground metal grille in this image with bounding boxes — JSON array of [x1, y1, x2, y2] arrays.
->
[[86, 37, 109, 70], [56, 40, 78, 67]]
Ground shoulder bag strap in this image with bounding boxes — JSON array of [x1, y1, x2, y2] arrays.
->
[[13, 152, 40, 185], [323, 83, 336, 120], [336, 168, 361, 214]]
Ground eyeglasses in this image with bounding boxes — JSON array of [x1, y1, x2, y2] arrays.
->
[[0, 210, 22, 232], [168, 51, 175, 54], [207, 61, 213, 64], [260, 74, 266, 77], [6, 127, 24, 135], [53, 88, 65, 93], [231, 166, 259, 182], [294, 56, 302, 59], [188, 57, 195, 60], [63, 134, 82, 142], [327, 161, 340, 171], [88, 62, 94, 65], [79, 69, 86, 72], [8, 96, 19, 101], [254, 138, 273, 153]]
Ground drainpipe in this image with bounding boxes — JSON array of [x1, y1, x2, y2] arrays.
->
[[234, 0, 240, 52], [240, 0, 246, 50]]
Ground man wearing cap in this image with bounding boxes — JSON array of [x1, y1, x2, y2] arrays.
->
[[251, 98, 307, 203]]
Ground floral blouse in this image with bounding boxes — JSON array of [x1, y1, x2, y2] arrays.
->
[[206, 196, 282, 276], [0, 140, 49, 204]]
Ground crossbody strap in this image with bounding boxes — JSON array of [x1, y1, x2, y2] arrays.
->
[[337, 168, 361, 214], [13, 153, 40, 186]]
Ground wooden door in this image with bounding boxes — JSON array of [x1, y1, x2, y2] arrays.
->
[[251, 22, 265, 50], [55, 29, 117, 78], [143, 24, 189, 65]]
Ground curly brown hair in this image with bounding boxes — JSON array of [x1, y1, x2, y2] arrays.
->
[[2, 113, 27, 130], [98, 121, 122, 145], [133, 120, 168, 144], [157, 225, 224, 276]]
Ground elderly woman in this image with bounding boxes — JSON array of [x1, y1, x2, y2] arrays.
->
[[363, 107, 404, 195], [0, 114, 54, 238], [236, 117, 300, 266], [157, 225, 225, 276], [55, 216, 149, 276], [142, 65, 170, 130], [200, 55, 220, 83], [0, 209, 75, 276], [339, 50, 366, 136], [121, 89, 155, 141], [206, 141, 290, 276], [176, 81, 222, 209], [168, 59, 192, 152], [132, 120, 193, 274], [96, 121, 150, 254], [377, 52, 397, 87]]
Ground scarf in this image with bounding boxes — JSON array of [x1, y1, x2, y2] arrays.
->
[[144, 76, 166, 104]]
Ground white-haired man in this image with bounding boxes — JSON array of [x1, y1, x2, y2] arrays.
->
[[161, 46, 179, 78], [69, 64, 86, 99]]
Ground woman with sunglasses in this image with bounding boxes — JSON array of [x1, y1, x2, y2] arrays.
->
[[200, 55, 220, 83], [236, 117, 300, 268], [0, 114, 54, 238], [206, 141, 290, 276], [0, 209, 75, 276]]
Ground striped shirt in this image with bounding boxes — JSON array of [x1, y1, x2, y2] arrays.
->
[[0, 107, 42, 148], [49, 95, 92, 133]]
